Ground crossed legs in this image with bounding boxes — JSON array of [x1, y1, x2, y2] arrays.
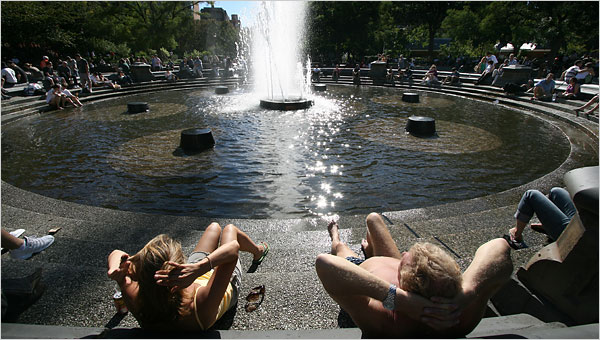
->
[[193, 223, 266, 262]]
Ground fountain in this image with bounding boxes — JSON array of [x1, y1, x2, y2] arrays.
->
[[0, 2, 587, 219], [252, 2, 313, 110]]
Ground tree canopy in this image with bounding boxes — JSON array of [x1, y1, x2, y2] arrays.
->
[[306, 1, 599, 63], [1, 1, 598, 65], [1, 1, 238, 62]]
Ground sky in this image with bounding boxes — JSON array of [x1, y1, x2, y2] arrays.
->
[[213, 1, 259, 27]]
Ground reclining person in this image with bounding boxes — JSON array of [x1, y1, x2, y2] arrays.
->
[[107, 223, 268, 331], [316, 213, 513, 338]]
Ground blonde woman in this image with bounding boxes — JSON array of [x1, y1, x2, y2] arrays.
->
[[107, 223, 268, 331]]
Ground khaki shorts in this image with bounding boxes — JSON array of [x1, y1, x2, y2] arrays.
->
[[188, 251, 242, 308]]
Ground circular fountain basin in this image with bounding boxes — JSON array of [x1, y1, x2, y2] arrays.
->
[[1, 86, 575, 218], [406, 116, 436, 137], [259, 98, 313, 110]]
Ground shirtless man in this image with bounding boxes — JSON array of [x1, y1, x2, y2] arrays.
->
[[316, 212, 513, 338]]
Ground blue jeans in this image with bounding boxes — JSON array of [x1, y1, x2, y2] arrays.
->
[[514, 187, 576, 240]]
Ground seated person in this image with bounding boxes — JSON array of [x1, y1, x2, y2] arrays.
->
[[396, 67, 414, 85], [178, 58, 193, 79], [442, 67, 461, 85], [59, 85, 83, 107], [491, 59, 509, 86], [22, 63, 44, 81], [559, 77, 580, 100], [509, 187, 576, 245], [574, 62, 595, 84], [421, 64, 440, 86], [316, 213, 512, 338], [90, 72, 117, 89], [116, 71, 133, 86], [57, 61, 77, 88], [42, 62, 67, 89], [386, 68, 395, 84], [45, 84, 75, 110], [312, 65, 321, 83], [107, 223, 268, 331], [475, 60, 495, 85], [165, 70, 178, 82], [332, 64, 341, 82], [531, 73, 555, 101]]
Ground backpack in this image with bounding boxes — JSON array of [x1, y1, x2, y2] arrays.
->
[[23, 83, 43, 96]]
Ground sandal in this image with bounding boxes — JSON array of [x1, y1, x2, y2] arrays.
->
[[502, 234, 528, 250], [247, 242, 269, 273], [244, 285, 265, 312], [252, 242, 269, 266]]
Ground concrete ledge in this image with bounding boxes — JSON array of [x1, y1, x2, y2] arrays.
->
[[3, 317, 597, 339]]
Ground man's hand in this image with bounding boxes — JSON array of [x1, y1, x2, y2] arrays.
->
[[397, 289, 461, 331]]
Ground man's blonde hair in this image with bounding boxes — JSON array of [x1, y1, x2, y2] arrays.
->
[[128, 234, 192, 329], [399, 242, 462, 298]]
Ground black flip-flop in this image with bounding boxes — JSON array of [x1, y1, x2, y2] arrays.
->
[[502, 234, 528, 250], [247, 242, 269, 273]]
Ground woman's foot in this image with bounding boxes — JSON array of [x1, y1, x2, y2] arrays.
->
[[253, 242, 268, 262]]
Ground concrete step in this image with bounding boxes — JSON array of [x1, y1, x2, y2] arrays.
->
[[3, 314, 597, 338]]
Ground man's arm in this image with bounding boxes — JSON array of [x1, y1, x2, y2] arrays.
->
[[315, 254, 459, 329]]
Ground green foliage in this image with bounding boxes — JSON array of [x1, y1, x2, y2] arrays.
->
[[1, 1, 239, 63]]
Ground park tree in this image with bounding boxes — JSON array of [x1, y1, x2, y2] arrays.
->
[[307, 2, 381, 64], [392, 2, 453, 63]]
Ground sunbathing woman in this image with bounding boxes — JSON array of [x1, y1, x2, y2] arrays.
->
[[107, 223, 268, 331]]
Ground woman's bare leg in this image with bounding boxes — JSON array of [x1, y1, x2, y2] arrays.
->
[[193, 222, 222, 253], [221, 224, 265, 260], [328, 221, 358, 258]]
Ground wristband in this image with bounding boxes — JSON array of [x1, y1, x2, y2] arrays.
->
[[382, 284, 397, 310], [206, 256, 213, 270]]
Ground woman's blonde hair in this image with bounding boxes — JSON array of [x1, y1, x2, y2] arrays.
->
[[399, 242, 462, 299], [128, 234, 192, 329]]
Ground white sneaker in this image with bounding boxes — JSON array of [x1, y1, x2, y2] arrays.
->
[[9, 229, 25, 238], [10, 235, 55, 260]]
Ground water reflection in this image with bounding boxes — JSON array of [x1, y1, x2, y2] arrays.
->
[[1, 86, 571, 218]]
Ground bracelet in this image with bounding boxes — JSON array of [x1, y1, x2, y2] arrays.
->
[[206, 256, 213, 270]]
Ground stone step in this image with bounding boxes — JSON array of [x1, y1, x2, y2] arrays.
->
[[3, 314, 597, 339]]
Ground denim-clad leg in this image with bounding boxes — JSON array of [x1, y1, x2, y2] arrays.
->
[[514, 187, 576, 240]]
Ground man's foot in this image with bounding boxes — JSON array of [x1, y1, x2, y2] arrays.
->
[[361, 239, 373, 259], [327, 220, 341, 244], [10, 235, 55, 260]]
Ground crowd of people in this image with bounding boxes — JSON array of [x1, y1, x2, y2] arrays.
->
[[1, 52, 237, 105]]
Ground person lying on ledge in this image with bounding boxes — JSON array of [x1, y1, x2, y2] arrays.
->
[[107, 223, 268, 331], [316, 213, 512, 338]]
